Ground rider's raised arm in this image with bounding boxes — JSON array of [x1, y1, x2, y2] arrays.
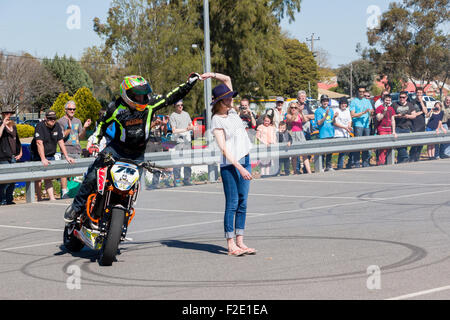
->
[[147, 74, 199, 114]]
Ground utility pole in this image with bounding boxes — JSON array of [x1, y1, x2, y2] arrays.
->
[[350, 62, 353, 99], [306, 33, 320, 57], [203, 0, 217, 182]]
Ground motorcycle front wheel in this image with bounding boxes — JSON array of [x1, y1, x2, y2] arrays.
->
[[98, 208, 125, 266]]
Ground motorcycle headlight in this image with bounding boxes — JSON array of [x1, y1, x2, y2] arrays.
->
[[111, 163, 140, 191]]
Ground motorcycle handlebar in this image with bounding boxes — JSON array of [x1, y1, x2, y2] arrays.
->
[[99, 153, 167, 176]]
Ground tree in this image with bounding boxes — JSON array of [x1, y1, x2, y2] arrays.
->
[[282, 38, 318, 98], [0, 52, 63, 116], [51, 87, 102, 129], [367, 0, 449, 91], [93, 0, 204, 115], [43, 55, 94, 96], [80, 45, 123, 104], [337, 60, 375, 96], [92, 0, 304, 114]]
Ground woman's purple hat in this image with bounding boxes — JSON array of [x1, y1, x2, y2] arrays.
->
[[211, 83, 237, 105]]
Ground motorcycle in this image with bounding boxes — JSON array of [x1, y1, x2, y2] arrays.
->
[[63, 153, 165, 266]]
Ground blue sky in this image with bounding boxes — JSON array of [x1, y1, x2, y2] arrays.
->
[[0, 0, 394, 68]]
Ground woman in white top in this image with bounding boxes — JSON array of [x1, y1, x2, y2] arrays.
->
[[201, 72, 256, 256]]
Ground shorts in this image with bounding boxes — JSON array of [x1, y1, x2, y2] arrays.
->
[[290, 130, 305, 143]]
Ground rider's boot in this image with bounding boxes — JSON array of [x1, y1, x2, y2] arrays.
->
[[64, 204, 81, 223]]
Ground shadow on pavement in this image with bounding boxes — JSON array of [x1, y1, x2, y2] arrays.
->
[[161, 240, 227, 255]]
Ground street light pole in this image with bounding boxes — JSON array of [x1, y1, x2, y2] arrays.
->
[[203, 0, 212, 134], [203, 0, 217, 182]]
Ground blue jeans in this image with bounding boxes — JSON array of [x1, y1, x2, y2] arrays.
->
[[72, 145, 144, 213], [220, 154, 251, 239], [0, 157, 16, 204], [337, 152, 348, 169], [351, 127, 371, 167], [277, 157, 290, 175], [395, 127, 411, 163], [439, 124, 450, 157]]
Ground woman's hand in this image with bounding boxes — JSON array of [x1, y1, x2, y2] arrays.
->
[[238, 166, 252, 180]]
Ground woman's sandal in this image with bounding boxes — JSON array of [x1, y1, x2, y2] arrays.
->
[[238, 246, 257, 255], [228, 248, 246, 257]]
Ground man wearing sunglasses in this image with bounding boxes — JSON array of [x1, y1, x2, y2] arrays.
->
[[393, 91, 417, 163], [57, 100, 92, 198]]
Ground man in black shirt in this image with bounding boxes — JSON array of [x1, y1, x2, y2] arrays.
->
[[409, 87, 428, 161], [31, 110, 75, 201], [393, 91, 417, 163]]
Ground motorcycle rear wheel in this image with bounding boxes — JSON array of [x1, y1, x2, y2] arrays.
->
[[63, 225, 84, 252], [98, 208, 125, 266]]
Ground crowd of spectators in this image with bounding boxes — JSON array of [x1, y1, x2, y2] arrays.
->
[[1, 87, 450, 204], [237, 88, 450, 176]]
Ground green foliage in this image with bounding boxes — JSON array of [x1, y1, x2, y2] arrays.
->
[[337, 60, 375, 96], [93, 0, 305, 115], [51, 92, 72, 118], [282, 38, 318, 98], [80, 46, 121, 103], [367, 0, 449, 90], [51, 88, 102, 129], [73, 87, 103, 128], [16, 124, 35, 138], [43, 55, 94, 96]]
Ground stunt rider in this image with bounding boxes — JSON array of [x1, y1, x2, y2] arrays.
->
[[64, 73, 201, 223]]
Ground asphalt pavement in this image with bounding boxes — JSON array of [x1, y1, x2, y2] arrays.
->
[[1, 158, 450, 301]]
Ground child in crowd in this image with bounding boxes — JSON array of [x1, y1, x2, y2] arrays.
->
[[277, 121, 292, 176], [426, 102, 447, 159], [256, 115, 277, 176], [333, 97, 352, 169]]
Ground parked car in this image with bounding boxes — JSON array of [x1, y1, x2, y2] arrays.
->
[[422, 95, 437, 111], [191, 116, 207, 149], [24, 119, 41, 127], [9, 116, 24, 124]]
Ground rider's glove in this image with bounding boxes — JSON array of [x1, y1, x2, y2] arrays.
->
[[188, 72, 200, 85]]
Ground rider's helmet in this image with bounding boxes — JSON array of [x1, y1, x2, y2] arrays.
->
[[120, 75, 152, 111]]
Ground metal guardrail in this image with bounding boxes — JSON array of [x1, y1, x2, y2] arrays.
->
[[1, 131, 450, 203]]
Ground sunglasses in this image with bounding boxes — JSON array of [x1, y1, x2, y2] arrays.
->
[[67, 108, 76, 111]]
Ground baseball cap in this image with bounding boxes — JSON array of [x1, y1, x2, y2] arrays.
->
[[45, 110, 57, 120], [320, 94, 329, 101]]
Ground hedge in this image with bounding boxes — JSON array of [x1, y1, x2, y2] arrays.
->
[[16, 124, 35, 138]]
